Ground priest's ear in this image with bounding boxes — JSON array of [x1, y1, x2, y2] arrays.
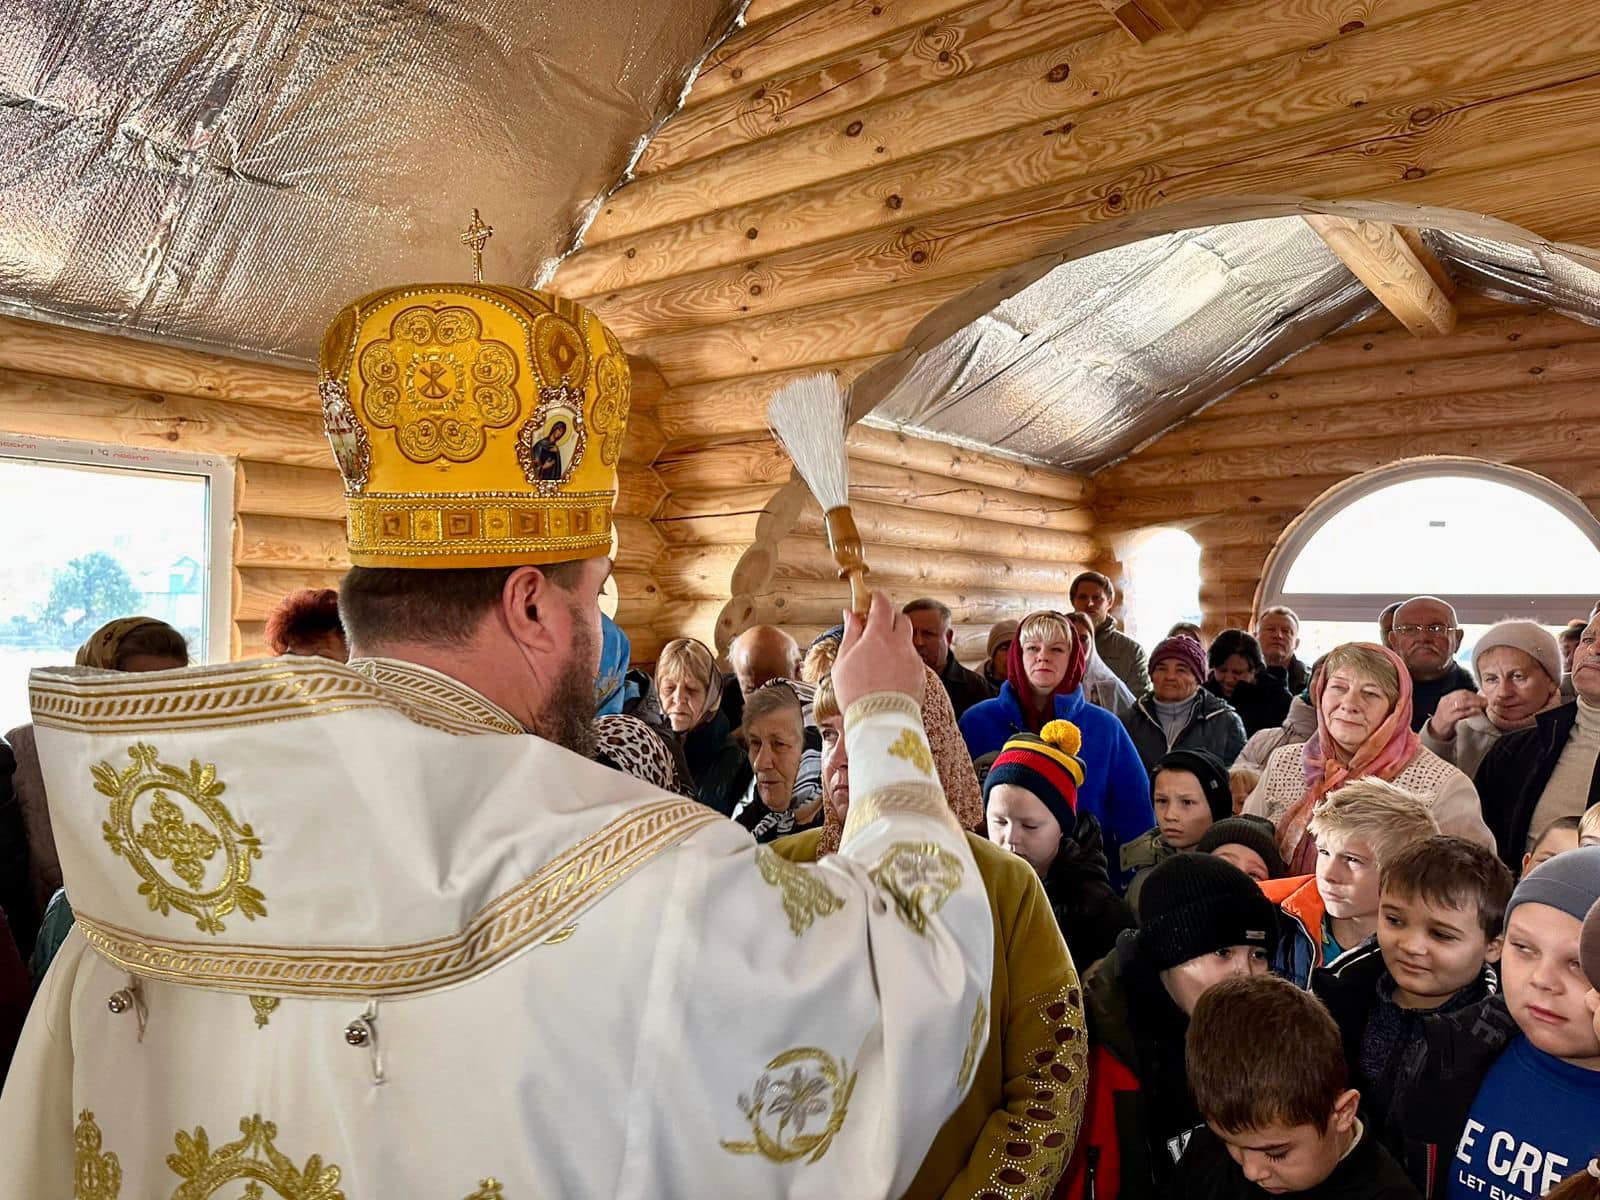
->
[[498, 560, 599, 656]]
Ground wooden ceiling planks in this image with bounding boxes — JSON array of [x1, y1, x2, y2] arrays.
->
[[556, 0, 1600, 653]]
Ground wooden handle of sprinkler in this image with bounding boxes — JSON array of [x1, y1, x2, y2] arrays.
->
[[823, 505, 872, 617]]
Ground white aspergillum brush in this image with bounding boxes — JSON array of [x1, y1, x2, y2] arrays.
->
[[767, 372, 871, 617]]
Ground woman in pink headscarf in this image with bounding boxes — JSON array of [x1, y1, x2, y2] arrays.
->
[[1243, 643, 1492, 873], [961, 611, 1154, 888]]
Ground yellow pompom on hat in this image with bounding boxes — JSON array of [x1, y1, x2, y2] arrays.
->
[[983, 719, 1086, 834], [318, 211, 631, 568]]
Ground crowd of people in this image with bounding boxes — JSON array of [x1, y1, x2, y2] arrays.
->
[[2, 565, 1597, 1198]]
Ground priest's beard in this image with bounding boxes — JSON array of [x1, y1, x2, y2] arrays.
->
[[529, 603, 599, 759]]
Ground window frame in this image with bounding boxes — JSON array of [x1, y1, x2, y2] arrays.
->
[[1259, 458, 1600, 625], [0, 431, 234, 663]]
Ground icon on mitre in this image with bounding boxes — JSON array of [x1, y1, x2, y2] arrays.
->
[[517, 397, 584, 490]]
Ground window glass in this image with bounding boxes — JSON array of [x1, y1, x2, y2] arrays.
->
[[1120, 527, 1202, 647], [0, 441, 226, 732]]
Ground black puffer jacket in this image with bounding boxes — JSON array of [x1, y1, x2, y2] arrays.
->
[[1204, 675, 1292, 737], [1041, 812, 1136, 970], [1474, 701, 1600, 868]]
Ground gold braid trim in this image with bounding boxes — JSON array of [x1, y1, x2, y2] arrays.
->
[[841, 782, 957, 843], [842, 692, 922, 725], [76, 800, 720, 999], [977, 977, 1090, 1199]]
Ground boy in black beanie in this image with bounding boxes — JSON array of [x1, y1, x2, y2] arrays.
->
[[1059, 853, 1281, 1199], [1173, 974, 1419, 1197], [1123, 749, 1233, 910]]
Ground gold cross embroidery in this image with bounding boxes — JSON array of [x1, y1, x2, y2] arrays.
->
[[886, 729, 934, 777], [460, 210, 494, 283]]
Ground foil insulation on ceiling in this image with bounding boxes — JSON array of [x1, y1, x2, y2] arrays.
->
[[865, 217, 1376, 473], [0, 0, 742, 364]]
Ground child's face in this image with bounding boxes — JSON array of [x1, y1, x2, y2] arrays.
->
[[1160, 945, 1270, 1016], [1213, 844, 1271, 883], [985, 783, 1062, 879], [1229, 774, 1256, 815], [1154, 769, 1214, 850], [1377, 886, 1497, 1008], [1522, 825, 1580, 875], [1209, 1090, 1359, 1194], [1501, 902, 1600, 1066], [1315, 834, 1380, 921]]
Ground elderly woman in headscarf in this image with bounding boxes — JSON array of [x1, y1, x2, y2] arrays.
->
[[774, 671, 1085, 1199], [1421, 619, 1566, 779], [8, 617, 188, 977], [962, 610, 1153, 887], [1243, 642, 1492, 874]]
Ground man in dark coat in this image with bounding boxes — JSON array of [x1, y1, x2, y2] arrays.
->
[[905, 598, 993, 719]]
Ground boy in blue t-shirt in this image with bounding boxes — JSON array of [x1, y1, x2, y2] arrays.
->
[[1385, 847, 1600, 1198]]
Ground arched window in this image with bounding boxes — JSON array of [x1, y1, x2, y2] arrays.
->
[[1121, 527, 1202, 647], [1260, 461, 1600, 663]]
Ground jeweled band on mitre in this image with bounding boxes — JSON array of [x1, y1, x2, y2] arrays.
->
[[319, 283, 630, 568]]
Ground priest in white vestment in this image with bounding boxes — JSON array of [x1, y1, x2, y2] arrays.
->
[[0, 274, 994, 1198]]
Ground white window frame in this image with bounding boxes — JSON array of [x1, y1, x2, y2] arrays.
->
[[0, 432, 234, 663], [1259, 458, 1600, 625]]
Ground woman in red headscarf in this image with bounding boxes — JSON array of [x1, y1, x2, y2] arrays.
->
[[961, 610, 1154, 890], [1242, 642, 1493, 873]]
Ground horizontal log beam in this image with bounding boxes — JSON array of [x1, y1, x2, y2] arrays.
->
[[232, 621, 269, 661], [627, 268, 989, 385], [1198, 334, 1600, 422], [777, 533, 1083, 594], [233, 514, 350, 572], [642, 0, 1104, 174], [0, 367, 329, 467], [658, 482, 793, 521], [0, 315, 318, 414], [1099, 419, 1599, 491], [613, 514, 666, 576], [234, 567, 346, 623], [1275, 304, 1600, 378], [615, 462, 668, 519], [1303, 215, 1457, 337], [1098, 0, 1207, 43], [613, 571, 666, 628], [791, 496, 1100, 562], [850, 458, 1096, 531], [655, 357, 884, 443], [1142, 378, 1600, 459], [847, 423, 1093, 503], [686, 0, 983, 109], [235, 461, 346, 522]]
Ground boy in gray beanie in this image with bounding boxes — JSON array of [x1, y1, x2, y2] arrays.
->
[[1385, 846, 1600, 1198]]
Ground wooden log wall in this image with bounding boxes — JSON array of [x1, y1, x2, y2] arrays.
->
[[700, 425, 1099, 658], [551, 0, 1600, 657], [1095, 296, 1600, 631], [0, 316, 671, 661]]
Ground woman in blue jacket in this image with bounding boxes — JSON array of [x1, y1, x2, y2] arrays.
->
[[962, 610, 1154, 890]]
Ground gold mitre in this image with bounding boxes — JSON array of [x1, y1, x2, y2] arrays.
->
[[317, 246, 630, 568]]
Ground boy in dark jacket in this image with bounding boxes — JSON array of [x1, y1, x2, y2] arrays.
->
[[1173, 974, 1419, 1197], [1312, 837, 1512, 1131], [1386, 847, 1600, 1198]]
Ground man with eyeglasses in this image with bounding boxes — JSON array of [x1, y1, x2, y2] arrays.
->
[[1386, 595, 1477, 732]]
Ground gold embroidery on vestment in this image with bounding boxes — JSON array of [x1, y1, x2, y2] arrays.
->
[[721, 1047, 857, 1165], [76, 799, 720, 998], [842, 692, 921, 724], [462, 1181, 504, 1199], [95, 743, 265, 935], [756, 846, 845, 937], [958, 994, 987, 1091], [868, 842, 964, 936], [839, 782, 951, 843], [167, 1115, 343, 1199], [886, 729, 934, 777], [250, 995, 280, 1028], [74, 1110, 122, 1199]]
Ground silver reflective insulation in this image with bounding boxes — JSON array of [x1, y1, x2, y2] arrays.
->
[[865, 218, 1600, 473], [0, 0, 742, 364], [865, 217, 1375, 473]]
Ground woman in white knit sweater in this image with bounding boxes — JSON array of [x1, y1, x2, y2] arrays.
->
[[1244, 642, 1492, 874], [1420, 619, 1565, 780]]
